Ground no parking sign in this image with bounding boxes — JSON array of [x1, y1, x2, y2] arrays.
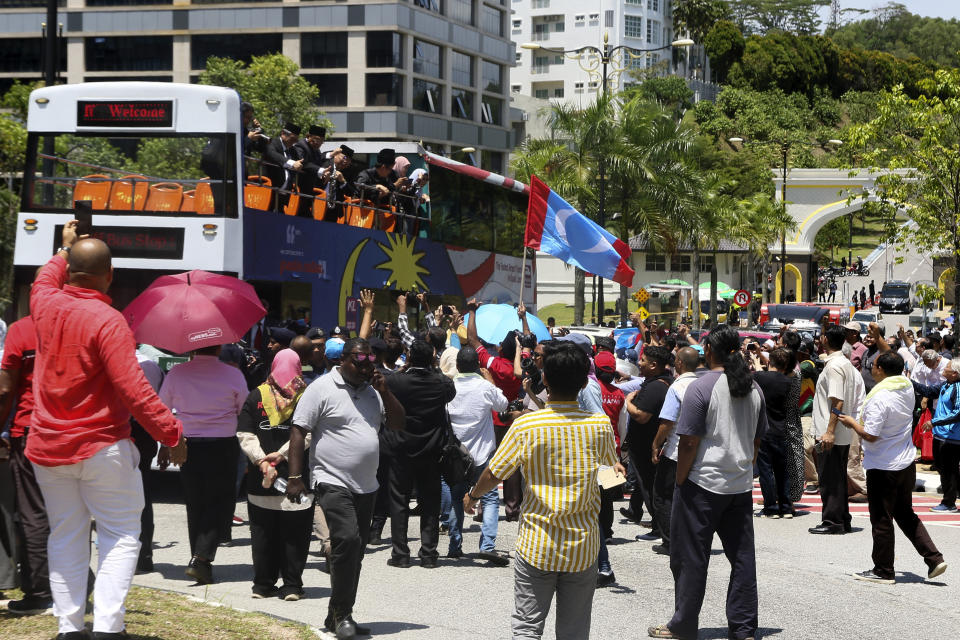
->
[[733, 289, 751, 307]]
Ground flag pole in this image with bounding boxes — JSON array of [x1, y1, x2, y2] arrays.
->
[[517, 246, 529, 307]]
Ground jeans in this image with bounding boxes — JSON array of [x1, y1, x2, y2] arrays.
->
[[443, 463, 499, 553], [756, 435, 791, 514]]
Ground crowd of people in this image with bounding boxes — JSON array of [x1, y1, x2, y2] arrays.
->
[[0, 221, 954, 640]]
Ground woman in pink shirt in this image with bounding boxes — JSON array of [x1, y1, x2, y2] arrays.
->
[[159, 344, 248, 584]]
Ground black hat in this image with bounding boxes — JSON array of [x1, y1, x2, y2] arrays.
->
[[305, 327, 326, 340], [268, 327, 295, 347], [339, 144, 354, 158], [308, 125, 326, 137], [369, 337, 387, 352], [376, 148, 396, 166], [283, 122, 302, 136], [219, 343, 244, 366], [330, 325, 345, 337]]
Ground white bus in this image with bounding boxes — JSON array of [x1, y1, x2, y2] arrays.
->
[[14, 82, 243, 314]]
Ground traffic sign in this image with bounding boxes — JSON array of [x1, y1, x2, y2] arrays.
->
[[733, 289, 751, 307], [634, 288, 649, 304], [637, 307, 650, 321]]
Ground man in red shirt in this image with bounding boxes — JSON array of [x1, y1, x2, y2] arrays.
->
[[28, 222, 186, 639], [0, 313, 53, 615], [466, 299, 526, 520]]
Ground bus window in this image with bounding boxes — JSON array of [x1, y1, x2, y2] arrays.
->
[[24, 132, 238, 217]]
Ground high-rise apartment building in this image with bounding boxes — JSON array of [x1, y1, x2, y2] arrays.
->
[[0, 0, 516, 169], [509, 0, 674, 104]]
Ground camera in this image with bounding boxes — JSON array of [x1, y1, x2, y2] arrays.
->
[[497, 398, 525, 423], [442, 305, 454, 315], [520, 353, 545, 394]]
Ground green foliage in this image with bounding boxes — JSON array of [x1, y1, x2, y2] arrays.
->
[[814, 217, 849, 261], [198, 54, 329, 137], [1, 80, 38, 121], [125, 138, 206, 180], [625, 77, 694, 115], [703, 21, 745, 84], [737, 33, 839, 96], [673, 0, 731, 41], [727, 0, 829, 36]]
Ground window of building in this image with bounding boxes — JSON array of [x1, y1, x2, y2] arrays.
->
[[367, 32, 404, 68], [481, 6, 503, 36], [532, 0, 549, 7], [588, 80, 598, 92], [670, 255, 691, 272], [481, 61, 503, 93], [553, 87, 564, 98], [699, 255, 715, 272], [481, 96, 503, 125], [413, 39, 443, 78], [553, 55, 564, 64], [0, 37, 65, 72], [515, 52, 522, 62], [191, 34, 279, 70], [625, 0, 642, 4], [452, 88, 475, 119], [88, 36, 173, 71], [605, 10, 614, 27], [624, 15, 642, 39], [366, 73, 404, 106], [481, 150, 504, 173], [534, 89, 548, 99], [553, 20, 564, 32], [449, 0, 474, 24], [451, 50, 473, 86], [574, 14, 585, 25], [645, 253, 665, 271], [412, 0, 442, 12], [511, 84, 521, 92], [648, 0, 659, 11], [87, 0, 168, 4], [647, 19, 661, 44], [85, 75, 173, 83], [301, 33, 347, 69], [1, 0, 64, 6], [588, 13, 599, 24], [533, 22, 549, 42], [301, 73, 348, 107], [512, 19, 522, 31], [413, 78, 442, 113], [574, 81, 584, 93]]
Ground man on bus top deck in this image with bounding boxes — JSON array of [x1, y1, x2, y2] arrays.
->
[[263, 122, 303, 212]]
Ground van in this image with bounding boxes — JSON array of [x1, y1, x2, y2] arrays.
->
[[878, 281, 913, 314]]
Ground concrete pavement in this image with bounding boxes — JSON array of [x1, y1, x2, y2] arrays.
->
[[132, 472, 960, 639]]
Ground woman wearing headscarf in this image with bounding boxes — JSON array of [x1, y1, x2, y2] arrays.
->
[[237, 348, 314, 600]]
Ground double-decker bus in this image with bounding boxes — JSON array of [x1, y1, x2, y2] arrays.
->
[[13, 82, 535, 333]]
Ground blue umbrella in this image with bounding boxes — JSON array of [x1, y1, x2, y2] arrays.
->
[[454, 304, 551, 346]]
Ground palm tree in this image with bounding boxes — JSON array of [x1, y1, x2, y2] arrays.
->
[[735, 192, 795, 306]]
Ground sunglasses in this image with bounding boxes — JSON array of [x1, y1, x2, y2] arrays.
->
[[349, 352, 376, 362]]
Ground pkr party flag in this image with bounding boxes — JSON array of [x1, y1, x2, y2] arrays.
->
[[524, 175, 635, 287]]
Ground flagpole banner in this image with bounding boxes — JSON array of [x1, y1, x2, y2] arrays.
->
[[524, 175, 635, 287]]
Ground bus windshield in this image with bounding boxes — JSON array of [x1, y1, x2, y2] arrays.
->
[[24, 132, 238, 216]]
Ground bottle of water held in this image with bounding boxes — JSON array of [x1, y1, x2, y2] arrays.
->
[[274, 476, 287, 493]]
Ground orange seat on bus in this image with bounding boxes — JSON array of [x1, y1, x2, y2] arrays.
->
[[244, 175, 272, 211], [108, 175, 148, 211], [73, 174, 112, 210], [379, 204, 397, 233], [312, 188, 328, 221], [195, 180, 215, 214], [345, 198, 375, 229], [145, 182, 183, 212], [283, 187, 299, 216], [180, 189, 196, 212]]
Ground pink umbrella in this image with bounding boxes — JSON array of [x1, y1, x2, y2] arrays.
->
[[122, 270, 265, 354]]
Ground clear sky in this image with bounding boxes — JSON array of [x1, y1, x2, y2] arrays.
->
[[822, 1, 960, 23]]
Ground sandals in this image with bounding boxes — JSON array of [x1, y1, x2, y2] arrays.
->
[[648, 624, 681, 639]]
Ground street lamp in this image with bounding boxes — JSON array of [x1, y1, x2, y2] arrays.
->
[[521, 34, 694, 326], [729, 137, 842, 304]]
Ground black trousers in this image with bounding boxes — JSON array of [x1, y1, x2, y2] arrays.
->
[[131, 424, 158, 563], [316, 483, 375, 618], [370, 447, 392, 535], [389, 454, 441, 561], [599, 487, 615, 540], [248, 502, 314, 590], [757, 435, 791, 513], [653, 457, 677, 548], [867, 464, 943, 580], [495, 425, 523, 520], [9, 435, 51, 598], [180, 437, 240, 562], [669, 481, 757, 640], [629, 433, 658, 532], [816, 443, 851, 528], [933, 438, 960, 508]]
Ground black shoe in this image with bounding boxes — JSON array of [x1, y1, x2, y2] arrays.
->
[[56, 633, 89, 640], [386, 556, 410, 568], [477, 549, 510, 566], [636, 531, 661, 542], [651, 544, 670, 556], [332, 617, 356, 640], [251, 585, 280, 599], [844, 522, 853, 533], [185, 556, 214, 584], [92, 632, 129, 639], [279, 585, 304, 601], [447, 548, 464, 559], [619, 507, 640, 523], [439, 523, 449, 533], [135, 557, 154, 575], [421, 556, 438, 569], [6, 595, 54, 615], [596, 570, 616, 588], [367, 531, 383, 546], [472, 513, 483, 522], [852, 569, 895, 585], [808, 523, 844, 535], [325, 614, 370, 638]]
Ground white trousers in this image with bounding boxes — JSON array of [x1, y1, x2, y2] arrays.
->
[[33, 439, 144, 634]]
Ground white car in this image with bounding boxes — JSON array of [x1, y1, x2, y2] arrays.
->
[[852, 309, 884, 335]]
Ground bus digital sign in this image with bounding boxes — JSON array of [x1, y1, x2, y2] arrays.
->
[[54, 225, 185, 260], [77, 100, 174, 128]]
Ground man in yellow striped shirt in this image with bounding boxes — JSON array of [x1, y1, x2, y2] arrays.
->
[[465, 341, 624, 639]]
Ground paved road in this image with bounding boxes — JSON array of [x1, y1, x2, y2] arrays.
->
[[133, 472, 960, 639]]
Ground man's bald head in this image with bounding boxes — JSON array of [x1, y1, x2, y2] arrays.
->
[[290, 335, 314, 364], [675, 346, 700, 374], [67, 238, 113, 292]]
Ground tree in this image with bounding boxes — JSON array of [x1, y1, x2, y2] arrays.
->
[[814, 217, 849, 262], [727, 0, 829, 35], [847, 70, 960, 315], [198, 54, 329, 137], [673, 0, 731, 41], [0, 81, 35, 313], [703, 20, 745, 84], [625, 77, 694, 117]]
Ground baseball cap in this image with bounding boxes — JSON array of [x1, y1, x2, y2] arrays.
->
[[557, 332, 593, 356], [325, 337, 345, 360], [843, 321, 861, 332], [623, 348, 639, 364], [594, 351, 617, 372]]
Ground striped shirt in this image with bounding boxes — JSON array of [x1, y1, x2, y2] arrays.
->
[[488, 401, 617, 572]]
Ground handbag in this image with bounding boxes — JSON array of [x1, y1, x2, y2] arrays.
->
[[912, 407, 934, 461], [438, 410, 474, 486]]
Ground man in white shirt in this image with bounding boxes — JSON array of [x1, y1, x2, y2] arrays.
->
[[837, 351, 947, 584], [911, 349, 948, 407], [809, 325, 865, 535], [443, 346, 510, 565]]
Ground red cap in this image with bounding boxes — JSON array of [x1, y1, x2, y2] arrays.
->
[[594, 351, 616, 372]]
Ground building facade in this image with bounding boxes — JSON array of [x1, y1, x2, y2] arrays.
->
[[509, 0, 674, 105], [0, 0, 516, 169]]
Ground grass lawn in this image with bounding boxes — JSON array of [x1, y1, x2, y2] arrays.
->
[[0, 587, 318, 640], [816, 210, 907, 264]]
